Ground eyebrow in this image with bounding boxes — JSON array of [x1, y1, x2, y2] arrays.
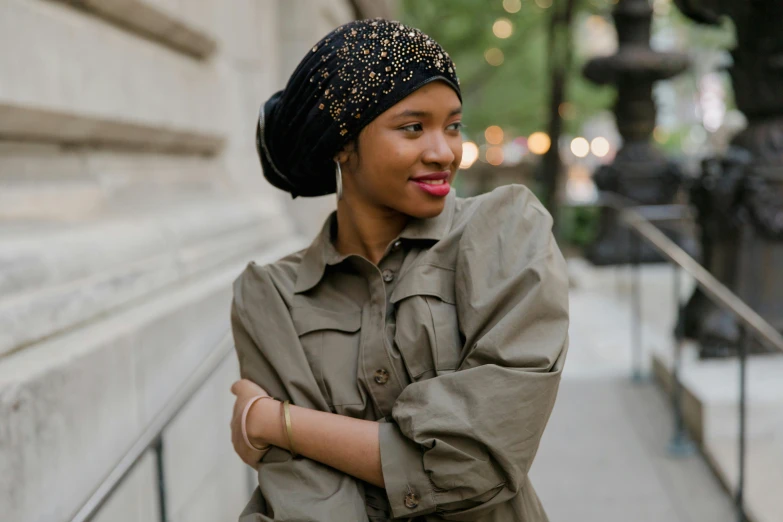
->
[[392, 107, 463, 119]]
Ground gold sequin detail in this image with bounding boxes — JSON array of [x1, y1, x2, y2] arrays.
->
[[305, 18, 459, 137]]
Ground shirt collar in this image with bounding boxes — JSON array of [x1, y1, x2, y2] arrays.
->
[[294, 188, 456, 294]]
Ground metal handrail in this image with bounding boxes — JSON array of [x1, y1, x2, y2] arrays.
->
[[70, 333, 235, 522], [588, 192, 783, 522], [619, 207, 783, 354]]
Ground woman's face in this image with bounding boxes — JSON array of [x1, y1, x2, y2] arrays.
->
[[337, 81, 463, 219]]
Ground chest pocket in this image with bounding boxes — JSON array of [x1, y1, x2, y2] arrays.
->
[[390, 264, 463, 380], [291, 307, 363, 408]]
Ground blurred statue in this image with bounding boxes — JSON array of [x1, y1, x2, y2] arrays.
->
[[583, 0, 692, 265], [675, 0, 783, 356]]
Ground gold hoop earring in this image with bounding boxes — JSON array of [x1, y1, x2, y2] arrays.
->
[[335, 160, 343, 201]]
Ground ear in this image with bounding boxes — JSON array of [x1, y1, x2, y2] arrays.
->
[[333, 151, 349, 164], [333, 140, 356, 164]]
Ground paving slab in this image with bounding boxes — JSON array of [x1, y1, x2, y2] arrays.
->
[[531, 377, 737, 522]]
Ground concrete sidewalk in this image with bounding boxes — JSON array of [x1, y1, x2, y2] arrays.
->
[[531, 377, 736, 522], [528, 259, 737, 522]]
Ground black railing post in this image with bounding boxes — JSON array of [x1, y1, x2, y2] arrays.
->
[[668, 264, 695, 457], [154, 437, 168, 522], [736, 325, 748, 522]]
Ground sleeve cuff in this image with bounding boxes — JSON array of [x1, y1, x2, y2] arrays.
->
[[379, 421, 438, 519]]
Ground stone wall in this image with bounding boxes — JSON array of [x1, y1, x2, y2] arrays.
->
[[0, 1, 394, 520]]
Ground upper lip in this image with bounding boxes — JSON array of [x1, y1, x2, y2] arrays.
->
[[411, 171, 450, 181]]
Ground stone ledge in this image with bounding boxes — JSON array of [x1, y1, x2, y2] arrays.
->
[[0, 0, 226, 147], [0, 194, 299, 357], [55, 0, 218, 59], [0, 142, 230, 220], [0, 104, 224, 155]]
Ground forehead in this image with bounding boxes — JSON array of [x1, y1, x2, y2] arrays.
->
[[382, 81, 462, 116]]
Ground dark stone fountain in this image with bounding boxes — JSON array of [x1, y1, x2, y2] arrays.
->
[[584, 0, 693, 265]]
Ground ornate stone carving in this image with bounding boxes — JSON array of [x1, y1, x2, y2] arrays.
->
[[675, 0, 783, 356]]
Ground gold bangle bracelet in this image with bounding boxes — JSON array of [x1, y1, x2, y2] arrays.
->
[[283, 400, 298, 458]]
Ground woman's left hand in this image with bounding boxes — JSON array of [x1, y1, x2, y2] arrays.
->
[[230, 379, 274, 468]]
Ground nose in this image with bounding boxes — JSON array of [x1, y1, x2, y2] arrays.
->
[[421, 131, 456, 169]]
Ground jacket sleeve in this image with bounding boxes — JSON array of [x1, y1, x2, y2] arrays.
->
[[231, 265, 369, 522], [379, 185, 569, 520]]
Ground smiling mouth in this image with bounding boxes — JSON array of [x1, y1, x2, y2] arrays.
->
[[416, 179, 447, 185]]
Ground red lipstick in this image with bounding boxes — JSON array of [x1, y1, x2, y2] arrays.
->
[[410, 171, 451, 197]]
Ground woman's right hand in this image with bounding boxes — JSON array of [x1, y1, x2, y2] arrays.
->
[[230, 379, 274, 468]]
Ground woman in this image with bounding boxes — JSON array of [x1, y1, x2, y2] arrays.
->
[[229, 18, 568, 522]]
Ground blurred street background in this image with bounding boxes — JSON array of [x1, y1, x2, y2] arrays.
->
[[1, 1, 781, 521]]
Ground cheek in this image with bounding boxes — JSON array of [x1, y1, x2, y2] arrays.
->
[[452, 141, 463, 166], [369, 134, 419, 174], [353, 140, 410, 193]]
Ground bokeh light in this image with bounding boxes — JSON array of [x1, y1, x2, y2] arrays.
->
[[535, 0, 553, 8], [558, 102, 576, 120], [503, 141, 526, 166], [503, 0, 522, 13], [484, 125, 505, 145], [493, 18, 513, 39], [528, 132, 551, 154], [460, 141, 479, 169], [486, 146, 504, 165], [570, 137, 590, 158], [484, 48, 505, 66], [590, 137, 611, 158]]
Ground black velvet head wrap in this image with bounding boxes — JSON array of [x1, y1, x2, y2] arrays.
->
[[257, 18, 462, 198]]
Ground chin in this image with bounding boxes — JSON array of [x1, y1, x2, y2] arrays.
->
[[402, 198, 446, 219]]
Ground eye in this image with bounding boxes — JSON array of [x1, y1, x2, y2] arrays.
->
[[447, 121, 464, 132], [400, 123, 424, 133]]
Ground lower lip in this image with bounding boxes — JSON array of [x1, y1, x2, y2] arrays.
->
[[411, 180, 451, 197]]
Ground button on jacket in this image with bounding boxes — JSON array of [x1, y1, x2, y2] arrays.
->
[[231, 184, 569, 521]]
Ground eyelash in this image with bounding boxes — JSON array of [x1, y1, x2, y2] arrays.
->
[[401, 122, 464, 133]]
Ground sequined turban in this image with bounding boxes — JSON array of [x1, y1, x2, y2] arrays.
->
[[257, 18, 462, 198]]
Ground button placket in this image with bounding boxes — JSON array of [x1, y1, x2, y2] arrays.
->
[[361, 267, 405, 418], [379, 243, 404, 285]]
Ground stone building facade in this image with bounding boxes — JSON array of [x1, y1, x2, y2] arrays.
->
[[0, 1, 394, 521]]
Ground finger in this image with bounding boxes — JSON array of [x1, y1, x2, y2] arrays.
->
[[230, 381, 239, 395]]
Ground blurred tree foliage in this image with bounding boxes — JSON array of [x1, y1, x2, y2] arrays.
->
[[401, 0, 615, 141]]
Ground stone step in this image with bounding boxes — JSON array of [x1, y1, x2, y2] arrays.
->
[[653, 344, 783, 522], [0, 236, 301, 521], [0, 192, 293, 357]]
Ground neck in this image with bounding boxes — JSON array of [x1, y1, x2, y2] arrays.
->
[[334, 197, 407, 266]]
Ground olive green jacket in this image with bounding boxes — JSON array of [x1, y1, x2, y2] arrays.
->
[[231, 184, 569, 521]]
